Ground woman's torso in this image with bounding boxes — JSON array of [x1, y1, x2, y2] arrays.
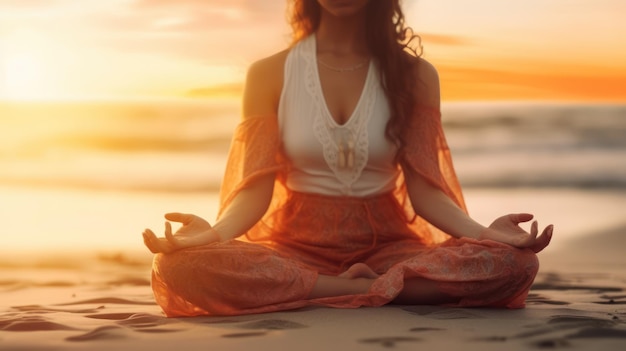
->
[[278, 35, 400, 197]]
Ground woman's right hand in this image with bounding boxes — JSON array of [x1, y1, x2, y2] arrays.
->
[[481, 213, 553, 253], [142, 213, 219, 254]]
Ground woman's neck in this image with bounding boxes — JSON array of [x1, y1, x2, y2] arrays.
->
[[315, 11, 368, 56]]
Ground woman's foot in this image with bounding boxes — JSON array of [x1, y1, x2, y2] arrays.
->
[[338, 263, 380, 279], [307, 263, 379, 299]]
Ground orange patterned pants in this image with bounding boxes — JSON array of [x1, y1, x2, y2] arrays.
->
[[152, 191, 539, 316]]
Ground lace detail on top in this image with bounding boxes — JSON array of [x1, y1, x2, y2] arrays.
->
[[300, 36, 377, 189]]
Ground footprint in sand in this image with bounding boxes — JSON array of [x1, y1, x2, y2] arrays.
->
[[55, 297, 156, 306], [531, 282, 622, 293], [471, 336, 509, 342], [116, 313, 172, 329], [359, 336, 422, 348], [220, 319, 308, 339], [548, 315, 618, 328], [409, 327, 444, 333], [221, 331, 269, 338], [401, 306, 484, 319], [66, 325, 129, 342], [12, 304, 105, 314], [530, 338, 571, 349], [600, 294, 626, 300], [529, 327, 626, 349], [595, 294, 626, 305], [85, 312, 137, 320], [525, 293, 570, 305], [473, 314, 625, 345], [238, 319, 308, 330], [85, 312, 179, 333], [0, 315, 79, 332], [86, 312, 168, 326], [568, 327, 626, 339], [512, 315, 618, 340]]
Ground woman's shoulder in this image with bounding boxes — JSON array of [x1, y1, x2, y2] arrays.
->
[[242, 49, 291, 118], [406, 54, 441, 109], [246, 48, 292, 84]]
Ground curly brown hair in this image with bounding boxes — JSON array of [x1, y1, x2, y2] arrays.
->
[[288, 0, 423, 153]]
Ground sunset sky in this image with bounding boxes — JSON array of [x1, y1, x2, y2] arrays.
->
[[0, 0, 624, 102]]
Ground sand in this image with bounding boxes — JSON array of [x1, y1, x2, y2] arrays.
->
[[1, 242, 625, 351], [1, 188, 625, 350]]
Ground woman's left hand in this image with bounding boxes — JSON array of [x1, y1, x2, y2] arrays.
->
[[142, 213, 218, 254], [480, 213, 553, 253]]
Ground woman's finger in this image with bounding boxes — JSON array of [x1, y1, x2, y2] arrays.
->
[[143, 228, 174, 254], [142, 232, 154, 252], [527, 221, 539, 246], [164, 221, 178, 248], [143, 231, 161, 253], [510, 213, 533, 225], [142, 229, 156, 243], [531, 220, 538, 237], [531, 225, 554, 253], [514, 221, 536, 248], [165, 212, 193, 225]]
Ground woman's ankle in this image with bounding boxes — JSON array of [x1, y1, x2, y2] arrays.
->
[[308, 275, 375, 299], [353, 277, 375, 294]]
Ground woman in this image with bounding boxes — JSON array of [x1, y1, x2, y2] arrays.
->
[[142, 0, 553, 317]]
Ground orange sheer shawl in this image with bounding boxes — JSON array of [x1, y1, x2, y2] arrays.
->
[[218, 105, 466, 245]]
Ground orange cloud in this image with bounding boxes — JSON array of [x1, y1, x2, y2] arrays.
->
[[186, 83, 243, 98], [419, 33, 469, 46], [184, 64, 626, 103], [438, 65, 626, 102]]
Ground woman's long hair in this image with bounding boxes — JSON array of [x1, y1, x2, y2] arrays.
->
[[289, 0, 423, 154]]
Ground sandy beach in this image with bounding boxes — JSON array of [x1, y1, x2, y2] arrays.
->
[[1, 188, 625, 351], [0, 249, 625, 350]]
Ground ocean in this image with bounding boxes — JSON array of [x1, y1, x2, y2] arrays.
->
[[2, 99, 625, 191], [1, 99, 625, 252]]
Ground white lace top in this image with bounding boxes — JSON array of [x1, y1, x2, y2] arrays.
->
[[278, 35, 400, 197]]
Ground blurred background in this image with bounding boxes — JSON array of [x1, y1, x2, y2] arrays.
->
[[0, 0, 625, 260]]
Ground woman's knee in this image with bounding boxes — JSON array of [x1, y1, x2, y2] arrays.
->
[[508, 248, 540, 285], [152, 250, 194, 285]]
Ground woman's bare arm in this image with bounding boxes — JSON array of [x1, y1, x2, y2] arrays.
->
[[403, 58, 552, 252], [210, 50, 288, 241], [142, 51, 288, 252]]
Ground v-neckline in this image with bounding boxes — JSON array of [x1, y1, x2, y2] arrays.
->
[[311, 35, 373, 128]]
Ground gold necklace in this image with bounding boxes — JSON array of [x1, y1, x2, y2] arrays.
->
[[317, 58, 368, 73]]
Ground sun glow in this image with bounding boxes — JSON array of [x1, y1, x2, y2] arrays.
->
[[0, 1, 624, 102], [0, 28, 62, 101], [1, 52, 46, 100]]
